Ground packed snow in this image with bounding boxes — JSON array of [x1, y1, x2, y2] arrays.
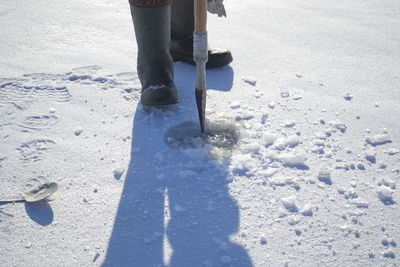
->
[[1, 0, 399, 266]]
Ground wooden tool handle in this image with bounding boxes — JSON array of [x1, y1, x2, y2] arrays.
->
[[194, 0, 207, 33], [0, 198, 25, 203]]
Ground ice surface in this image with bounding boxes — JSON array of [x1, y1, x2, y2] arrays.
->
[[173, 205, 184, 212], [277, 151, 307, 168], [269, 176, 295, 186], [258, 168, 277, 178], [1, 1, 399, 266], [183, 147, 209, 159], [274, 135, 301, 150], [264, 134, 277, 147], [220, 255, 232, 264]]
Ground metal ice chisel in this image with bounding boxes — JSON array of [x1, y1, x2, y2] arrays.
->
[[194, 0, 208, 132]]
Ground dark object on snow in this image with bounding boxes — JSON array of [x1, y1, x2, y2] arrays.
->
[[0, 182, 58, 204]]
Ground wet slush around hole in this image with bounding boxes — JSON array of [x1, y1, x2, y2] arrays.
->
[[165, 121, 240, 159]]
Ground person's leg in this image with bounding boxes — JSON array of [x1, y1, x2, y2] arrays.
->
[[170, 0, 233, 69], [129, 0, 178, 106], [171, 0, 194, 38]]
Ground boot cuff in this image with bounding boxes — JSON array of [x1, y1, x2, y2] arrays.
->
[[129, 0, 171, 7]]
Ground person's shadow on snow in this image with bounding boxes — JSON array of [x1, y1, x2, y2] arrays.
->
[[174, 62, 234, 92], [103, 66, 251, 266]]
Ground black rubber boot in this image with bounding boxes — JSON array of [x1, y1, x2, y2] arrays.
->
[[130, 2, 178, 106], [170, 0, 233, 69]]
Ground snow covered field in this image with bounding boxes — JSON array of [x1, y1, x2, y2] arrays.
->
[[1, 0, 399, 266]]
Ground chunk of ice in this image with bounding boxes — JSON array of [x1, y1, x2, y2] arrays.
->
[[365, 135, 392, 146], [281, 195, 298, 212], [242, 76, 257, 86], [376, 186, 394, 205]]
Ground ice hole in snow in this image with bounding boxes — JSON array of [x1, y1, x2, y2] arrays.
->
[[164, 121, 240, 159]]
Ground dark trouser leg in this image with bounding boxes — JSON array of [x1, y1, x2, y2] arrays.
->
[[170, 0, 233, 69], [129, 0, 178, 106], [171, 0, 194, 39]]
